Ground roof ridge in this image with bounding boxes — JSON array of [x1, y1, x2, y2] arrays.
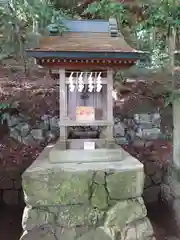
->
[[64, 19, 109, 22], [109, 18, 119, 37]]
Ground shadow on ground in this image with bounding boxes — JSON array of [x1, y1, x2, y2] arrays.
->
[[147, 202, 179, 240], [0, 204, 24, 240]]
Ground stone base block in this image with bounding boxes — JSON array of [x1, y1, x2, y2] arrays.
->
[[20, 144, 155, 239], [22, 145, 144, 206], [21, 198, 155, 240]]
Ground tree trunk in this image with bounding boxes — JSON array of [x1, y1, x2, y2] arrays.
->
[[168, 27, 176, 89], [151, 27, 156, 50]]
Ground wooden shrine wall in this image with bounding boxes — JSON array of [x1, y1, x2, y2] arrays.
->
[[67, 85, 107, 120]]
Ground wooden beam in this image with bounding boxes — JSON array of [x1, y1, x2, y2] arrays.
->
[[59, 69, 67, 142], [99, 69, 114, 140], [38, 61, 135, 69]]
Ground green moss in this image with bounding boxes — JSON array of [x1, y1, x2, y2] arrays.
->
[[91, 184, 108, 210], [23, 170, 92, 205], [106, 171, 139, 200], [57, 205, 105, 227], [105, 198, 147, 230]]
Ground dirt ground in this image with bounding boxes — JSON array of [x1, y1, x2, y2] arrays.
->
[[0, 205, 24, 240], [147, 203, 179, 240]]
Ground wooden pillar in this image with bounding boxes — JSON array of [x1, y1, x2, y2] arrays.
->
[[106, 69, 113, 139], [59, 68, 67, 142]]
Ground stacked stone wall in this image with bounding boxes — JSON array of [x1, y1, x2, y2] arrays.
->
[[0, 168, 24, 205]]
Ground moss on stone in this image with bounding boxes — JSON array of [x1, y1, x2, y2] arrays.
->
[[94, 171, 105, 184], [78, 227, 111, 240], [105, 197, 147, 231], [57, 205, 105, 227], [91, 184, 108, 210], [23, 170, 93, 205], [22, 206, 55, 231], [22, 204, 105, 230], [106, 171, 140, 200], [121, 217, 154, 240]]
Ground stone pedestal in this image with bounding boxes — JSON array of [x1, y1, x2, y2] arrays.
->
[[20, 145, 155, 240]]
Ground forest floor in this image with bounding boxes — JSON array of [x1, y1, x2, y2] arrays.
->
[[0, 64, 57, 169], [148, 203, 179, 240]]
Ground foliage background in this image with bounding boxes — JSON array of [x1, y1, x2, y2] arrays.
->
[[0, 0, 180, 103]]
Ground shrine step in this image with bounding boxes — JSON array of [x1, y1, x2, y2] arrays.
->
[[57, 139, 117, 150], [49, 148, 124, 163], [59, 120, 113, 127], [48, 140, 132, 163]]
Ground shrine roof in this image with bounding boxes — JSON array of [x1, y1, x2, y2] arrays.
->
[[27, 19, 146, 60], [61, 19, 109, 33]]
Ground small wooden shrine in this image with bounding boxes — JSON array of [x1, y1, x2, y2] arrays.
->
[[20, 18, 155, 240], [27, 18, 145, 159]]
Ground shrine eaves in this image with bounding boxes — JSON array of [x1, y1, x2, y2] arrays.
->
[[26, 18, 146, 70]]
